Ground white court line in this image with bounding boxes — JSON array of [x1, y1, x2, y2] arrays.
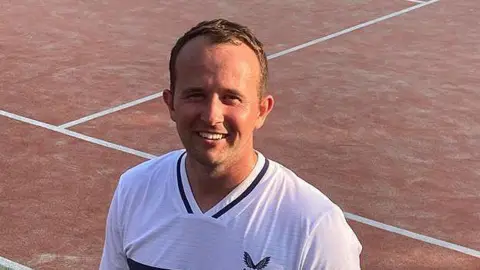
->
[[9, 0, 473, 264], [345, 213, 480, 259], [0, 256, 33, 270], [58, 92, 163, 129], [0, 110, 156, 160], [2, 108, 480, 259], [267, 0, 438, 59], [406, 0, 427, 4], [57, 0, 439, 129]]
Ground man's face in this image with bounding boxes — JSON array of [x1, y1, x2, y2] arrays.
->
[[163, 36, 274, 168]]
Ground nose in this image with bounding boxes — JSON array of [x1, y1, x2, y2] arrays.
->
[[200, 95, 224, 125]]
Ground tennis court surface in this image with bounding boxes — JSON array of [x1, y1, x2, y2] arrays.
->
[[1, 0, 479, 269]]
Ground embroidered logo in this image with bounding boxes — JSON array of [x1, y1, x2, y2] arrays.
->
[[243, 252, 270, 270]]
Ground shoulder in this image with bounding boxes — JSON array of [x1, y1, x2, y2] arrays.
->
[[265, 159, 362, 267], [116, 149, 185, 195], [266, 159, 339, 221]]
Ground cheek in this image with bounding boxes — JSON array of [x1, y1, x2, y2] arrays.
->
[[225, 106, 258, 131], [174, 105, 198, 125]]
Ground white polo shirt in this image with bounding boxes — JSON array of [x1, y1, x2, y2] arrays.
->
[[100, 149, 362, 270]]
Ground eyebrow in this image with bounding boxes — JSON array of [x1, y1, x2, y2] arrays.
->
[[223, 88, 246, 99], [180, 87, 204, 96], [180, 87, 246, 99]]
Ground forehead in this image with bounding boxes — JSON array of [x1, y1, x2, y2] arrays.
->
[[174, 36, 261, 88]]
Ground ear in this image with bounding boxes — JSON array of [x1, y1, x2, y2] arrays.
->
[[255, 94, 274, 129], [162, 89, 176, 122]]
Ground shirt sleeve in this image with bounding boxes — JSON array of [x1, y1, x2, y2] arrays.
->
[[99, 181, 129, 270], [300, 206, 362, 270]]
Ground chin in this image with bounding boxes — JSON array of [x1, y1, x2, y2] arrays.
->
[[189, 147, 226, 167]]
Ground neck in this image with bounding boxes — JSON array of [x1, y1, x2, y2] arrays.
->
[[185, 150, 258, 212]]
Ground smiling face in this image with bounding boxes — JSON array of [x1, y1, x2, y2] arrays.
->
[[163, 35, 274, 169]]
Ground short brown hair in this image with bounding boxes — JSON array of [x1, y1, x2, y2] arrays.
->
[[168, 19, 268, 97]]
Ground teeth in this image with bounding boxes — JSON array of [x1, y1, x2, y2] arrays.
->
[[198, 132, 226, 140]]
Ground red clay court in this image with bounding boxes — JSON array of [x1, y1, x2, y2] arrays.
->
[[1, 0, 479, 269]]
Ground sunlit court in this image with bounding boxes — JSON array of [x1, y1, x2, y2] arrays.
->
[[1, 0, 479, 269]]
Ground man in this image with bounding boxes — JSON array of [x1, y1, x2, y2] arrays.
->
[[100, 19, 362, 270]]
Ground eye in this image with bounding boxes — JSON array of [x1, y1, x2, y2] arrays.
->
[[184, 92, 204, 101], [223, 94, 241, 104], [226, 94, 239, 100], [188, 93, 202, 98]]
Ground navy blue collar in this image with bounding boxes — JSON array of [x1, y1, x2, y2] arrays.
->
[[176, 151, 269, 218]]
